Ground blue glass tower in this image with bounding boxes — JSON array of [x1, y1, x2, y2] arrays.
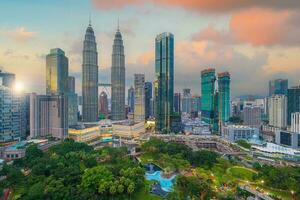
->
[[155, 32, 174, 133]]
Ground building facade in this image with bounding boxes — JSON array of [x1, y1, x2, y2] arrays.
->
[[287, 86, 300, 125], [99, 91, 108, 118], [174, 93, 181, 113], [30, 93, 68, 139], [218, 72, 230, 123], [154, 32, 174, 133], [111, 28, 126, 121], [269, 79, 288, 96], [127, 86, 134, 113], [134, 74, 145, 122], [0, 85, 26, 142], [275, 129, 300, 149], [291, 112, 300, 133], [82, 22, 98, 122], [268, 95, 287, 129], [145, 82, 152, 119], [46, 48, 68, 95], [222, 125, 259, 142], [201, 68, 218, 132], [243, 105, 262, 128]]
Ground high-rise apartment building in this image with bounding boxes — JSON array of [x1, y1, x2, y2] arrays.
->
[[145, 82, 152, 119], [134, 74, 145, 122], [218, 72, 230, 123], [182, 89, 192, 113], [46, 48, 68, 95], [268, 95, 287, 129], [30, 93, 68, 139], [269, 79, 288, 96], [111, 27, 126, 120], [82, 21, 98, 122], [287, 86, 300, 126], [243, 105, 262, 128], [154, 32, 174, 133]]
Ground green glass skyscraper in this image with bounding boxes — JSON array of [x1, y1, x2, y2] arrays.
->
[[201, 68, 218, 132], [155, 32, 174, 133], [218, 72, 231, 123]]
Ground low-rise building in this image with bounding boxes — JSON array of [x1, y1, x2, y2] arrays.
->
[[113, 120, 145, 139], [222, 125, 259, 142], [68, 121, 113, 143], [275, 130, 300, 149]]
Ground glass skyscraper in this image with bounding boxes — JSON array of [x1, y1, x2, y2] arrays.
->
[[218, 72, 231, 123], [128, 86, 134, 113], [111, 27, 126, 120], [287, 86, 300, 125], [46, 48, 68, 95], [145, 82, 152, 119], [134, 74, 145, 122], [82, 22, 98, 122], [201, 68, 218, 132], [269, 79, 288, 96], [155, 32, 174, 133]]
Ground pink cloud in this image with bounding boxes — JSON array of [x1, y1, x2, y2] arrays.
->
[[192, 9, 300, 46], [0, 27, 37, 43], [92, 0, 300, 12]]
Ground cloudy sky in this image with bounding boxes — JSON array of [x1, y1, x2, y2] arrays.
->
[[1, 0, 300, 97]]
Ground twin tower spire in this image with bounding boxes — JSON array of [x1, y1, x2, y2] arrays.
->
[[82, 16, 126, 122]]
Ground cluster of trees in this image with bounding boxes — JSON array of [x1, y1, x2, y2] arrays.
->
[[253, 163, 300, 197], [141, 138, 219, 170], [0, 139, 145, 200], [236, 140, 251, 149]]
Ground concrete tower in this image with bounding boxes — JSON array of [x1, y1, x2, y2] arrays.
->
[[111, 24, 125, 120], [82, 20, 98, 122]]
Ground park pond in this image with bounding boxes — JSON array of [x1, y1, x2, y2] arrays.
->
[[144, 163, 176, 193]]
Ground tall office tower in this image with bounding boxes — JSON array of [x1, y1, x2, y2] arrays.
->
[[99, 91, 108, 118], [82, 21, 98, 122], [291, 112, 300, 133], [145, 82, 152, 119], [111, 26, 125, 120], [182, 89, 192, 113], [30, 93, 68, 139], [201, 68, 217, 130], [67, 76, 78, 126], [269, 79, 288, 96], [0, 70, 15, 88], [218, 72, 231, 123], [243, 105, 262, 128], [67, 76, 75, 93], [268, 95, 287, 129], [128, 86, 135, 113], [0, 84, 26, 141], [46, 48, 68, 95], [174, 93, 181, 113], [155, 32, 174, 133], [287, 86, 300, 125], [134, 74, 145, 122]]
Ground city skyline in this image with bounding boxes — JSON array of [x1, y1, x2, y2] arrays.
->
[[2, 1, 300, 97]]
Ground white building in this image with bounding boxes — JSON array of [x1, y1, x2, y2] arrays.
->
[[268, 95, 287, 129], [291, 112, 300, 133], [243, 105, 262, 128], [275, 129, 300, 149], [222, 125, 259, 142], [113, 121, 145, 139]]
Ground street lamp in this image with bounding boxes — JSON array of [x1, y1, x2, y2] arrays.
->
[[261, 180, 264, 184]]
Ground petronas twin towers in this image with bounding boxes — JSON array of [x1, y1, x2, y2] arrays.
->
[[82, 20, 126, 122]]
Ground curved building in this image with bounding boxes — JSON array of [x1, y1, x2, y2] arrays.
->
[[111, 27, 126, 120], [82, 22, 98, 122]]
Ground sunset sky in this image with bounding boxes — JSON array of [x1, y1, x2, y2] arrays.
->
[[1, 0, 300, 97]]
